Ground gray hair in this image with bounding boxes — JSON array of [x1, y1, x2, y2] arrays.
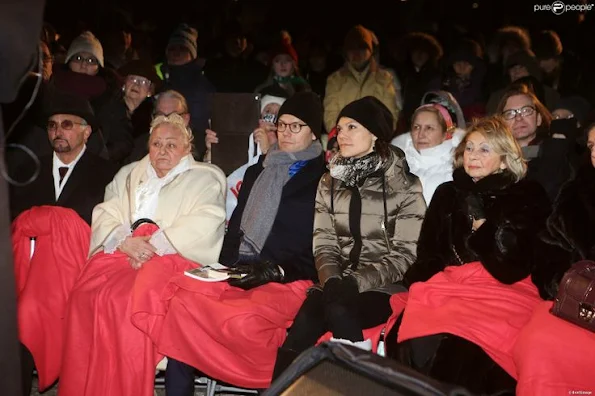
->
[[153, 89, 189, 115]]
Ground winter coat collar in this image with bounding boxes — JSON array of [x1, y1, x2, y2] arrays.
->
[[452, 167, 516, 193], [341, 57, 379, 81]]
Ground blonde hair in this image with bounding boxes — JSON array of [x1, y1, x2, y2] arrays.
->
[[454, 116, 527, 181], [149, 114, 194, 151]]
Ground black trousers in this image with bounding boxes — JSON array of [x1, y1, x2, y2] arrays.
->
[[165, 358, 196, 396], [21, 343, 34, 396], [385, 314, 517, 395], [281, 289, 392, 354]]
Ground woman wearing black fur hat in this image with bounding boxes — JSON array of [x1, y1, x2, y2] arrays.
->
[[272, 96, 426, 379]]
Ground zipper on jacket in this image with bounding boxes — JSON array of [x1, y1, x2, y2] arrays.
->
[[381, 220, 391, 254]]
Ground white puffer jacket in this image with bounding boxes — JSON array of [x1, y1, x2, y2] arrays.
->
[[391, 128, 466, 205]]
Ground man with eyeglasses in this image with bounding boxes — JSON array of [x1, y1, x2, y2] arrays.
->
[[497, 85, 577, 202], [126, 89, 191, 163], [164, 92, 327, 396], [9, 90, 116, 225]]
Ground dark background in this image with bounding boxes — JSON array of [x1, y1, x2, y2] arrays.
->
[[42, 0, 595, 61]]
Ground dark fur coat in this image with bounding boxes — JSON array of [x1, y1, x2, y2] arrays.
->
[[404, 167, 552, 288], [392, 168, 552, 394], [532, 158, 595, 300]]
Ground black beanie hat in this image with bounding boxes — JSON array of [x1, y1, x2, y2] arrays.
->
[[336, 96, 394, 142], [277, 91, 323, 138]]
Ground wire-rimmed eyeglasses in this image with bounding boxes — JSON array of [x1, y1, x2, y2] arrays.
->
[[501, 105, 536, 120]]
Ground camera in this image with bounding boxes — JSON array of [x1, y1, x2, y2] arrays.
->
[[261, 113, 277, 124]]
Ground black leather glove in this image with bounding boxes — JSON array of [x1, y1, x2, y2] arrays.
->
[[227, 260, 284, 290], [465, 193, 485, 220], [322, 276, 360, 308]]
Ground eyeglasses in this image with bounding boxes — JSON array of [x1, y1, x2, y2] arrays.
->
[[501, 105, 536, 120], [47, 119, 87, 131], [277, 121, 308, 134], [72, 55, 99, 66], [128, 76, 152, 87]]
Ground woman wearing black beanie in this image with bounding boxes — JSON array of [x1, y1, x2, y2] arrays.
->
[[272, 96, 426, 379]]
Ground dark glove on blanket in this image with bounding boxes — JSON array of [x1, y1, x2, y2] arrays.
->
[[323, 276, 360, 308], [228, 260, 284, 290]]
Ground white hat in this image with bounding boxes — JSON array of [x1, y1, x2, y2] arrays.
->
[[65, 31, 104, 68], [260, 95, 286, 114]]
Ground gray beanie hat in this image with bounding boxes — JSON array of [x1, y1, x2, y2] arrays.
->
[[65, 31, 104, 68], [167, 24, 198, 60]]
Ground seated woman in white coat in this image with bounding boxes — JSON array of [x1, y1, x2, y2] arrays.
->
[[391, 91, 466, 204], [59, 114, 227, 396]]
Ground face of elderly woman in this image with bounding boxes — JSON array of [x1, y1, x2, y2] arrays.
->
[[124, 75, 152, 101], [149, 123, 190, 178], [336, 117, 376, 158], [588, 127, 595, 168], [411, 110, 446, 151], [277, 114, 315, 153], [463, 132, 506, 181]]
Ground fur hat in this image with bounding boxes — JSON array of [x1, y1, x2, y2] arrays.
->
[[337, 96, 394, 143], [533, 30, 563, 60], [505, 50, 543, 81], [343, 25, 375, 53], [277, 91, 323, 138], [399, 32, 444, 64], [65, 31, 104, 68], [167, 23, 198, 60], [118, 59, 161, 86], [492, 26, 532, 54]]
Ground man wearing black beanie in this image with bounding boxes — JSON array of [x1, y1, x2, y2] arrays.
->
[[164, 91, 328, 395]]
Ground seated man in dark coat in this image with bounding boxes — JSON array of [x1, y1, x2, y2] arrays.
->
[[164, 92, 327, 396], [9, 90, 117, 224]]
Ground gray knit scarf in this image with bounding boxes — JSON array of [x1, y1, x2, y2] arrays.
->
[[238, 141, 323, 259]]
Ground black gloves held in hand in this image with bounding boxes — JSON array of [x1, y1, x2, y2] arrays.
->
[[227, 260, 284, 290], [323, 276, 360, 307], [465, 193, 485, 220]]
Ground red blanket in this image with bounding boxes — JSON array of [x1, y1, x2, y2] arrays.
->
[[393, 262, 542, 379], [12, 206, 90, 391], [514, 301, 595, 395], [154, 277, 312, 389], [59, 224, 197, 396]]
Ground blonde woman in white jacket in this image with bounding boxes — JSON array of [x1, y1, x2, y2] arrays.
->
[[392, 91, 466, 204]]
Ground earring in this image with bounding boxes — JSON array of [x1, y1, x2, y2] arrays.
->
[[121, 85, 125, 92]]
